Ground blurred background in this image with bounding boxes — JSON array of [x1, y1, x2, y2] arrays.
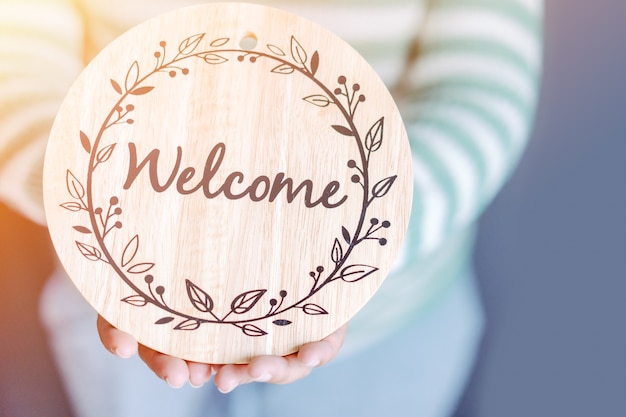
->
[[1, 0, 624, 416], [454, 0, 626, 416]]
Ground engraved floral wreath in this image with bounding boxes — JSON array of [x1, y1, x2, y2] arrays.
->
[[60, 33, 397, 337]]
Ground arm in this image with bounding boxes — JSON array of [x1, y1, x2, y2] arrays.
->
[[0, 0, 84, 224], [397, 0, 543, 259]]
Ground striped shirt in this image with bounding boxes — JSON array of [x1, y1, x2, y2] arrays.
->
[[0, 0, 543, 349]]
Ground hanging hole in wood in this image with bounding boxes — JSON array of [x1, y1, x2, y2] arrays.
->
[[239, 32, 258, 50]]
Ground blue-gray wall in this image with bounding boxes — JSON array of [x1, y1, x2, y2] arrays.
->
[[455, 1, 626, 415]]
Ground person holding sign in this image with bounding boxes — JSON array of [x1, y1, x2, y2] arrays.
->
[[0, 0, 543, 416]]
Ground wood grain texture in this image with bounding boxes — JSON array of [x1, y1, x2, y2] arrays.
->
[[43, 3, 412, 364]]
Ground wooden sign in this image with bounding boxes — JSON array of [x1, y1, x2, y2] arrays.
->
[[43, 3, 412, 364]]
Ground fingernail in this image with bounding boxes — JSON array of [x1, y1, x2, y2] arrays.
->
[[165, 377, 184, 389], [111, 345, 134, 358], [254, 373, 272, 382], [190, 381, 204, 389], [218, 382, 237, 394], [304, 359, 320, 367]]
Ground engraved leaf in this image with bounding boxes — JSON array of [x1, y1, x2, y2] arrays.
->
[[179, 33, 205, 55], [122, 295, 148, 307], [185, 279, 214, 313], [303, 94, 330, 107], [125, 61, 140, 91], [331, 238, 343, 264], [60, 202, 83, 212], [302, 303, 329, 315], [341, 226, 351, 244], [271, 63, 294, 74], [290, 36, 307, 65], [110, 79, 122, 94], [121, 235, 139, 267], [210, 37, 230, 47], [80, 130, 91, 153], [130, 86, 154, 95], [272, 319, 292, 326], [372, 175, 397, 199], [340, 264, 379, 283], [202, 53, 228, 65], [127, 263, 155, 274], [231, 289, 267, 314], [174, 319, 202, 331], [66, 170, 85, 199], [365, 117, 384, 153], [332, 125, 354, 136], [96, 143, 116, 164], [72, 225, 92, 234], [155, 317, 175, 325], [310, 50, 320, 76], [267, 44, 286, 56], [242, 324, 267, 337], [76, 241, 102, 262]]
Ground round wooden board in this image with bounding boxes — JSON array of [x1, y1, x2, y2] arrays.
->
[[43, 3, 412, 364]]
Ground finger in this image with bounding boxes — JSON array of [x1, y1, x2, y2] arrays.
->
[[215, 354, 312, 392], [248, 354, 313, 385], [214, 324, 348, 393], [138, 344, 189, 388], [297, 323, 348, 367], [213, 363, 250, 393], [96, 315, 138, 358], [187, 361, 214, 388]]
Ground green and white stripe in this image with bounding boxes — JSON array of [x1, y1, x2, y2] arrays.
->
[[401, 0, 543, 257]]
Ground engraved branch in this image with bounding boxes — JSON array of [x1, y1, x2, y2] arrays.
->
[[61, 34, 397, 337]]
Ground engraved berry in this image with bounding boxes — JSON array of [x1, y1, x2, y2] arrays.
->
[[370, 218, 379, 225], [309, 271, 316, 278], [182, 68, 189, 75], [334, 88, 342, 95], [169, 71, 176, 77], [353, 83, 360, 91], [114, 221, 123, 229], [249, 56, 257, 63], [316, 266, 324, 273], [351, 175, 360, 183], [159, 41, 166, 47], [379, 238, 388, 246], [382, 220, 391, 228], [126, 104, 135, 111], [155, 286, 165, 295], [114, 208, 122, 215], [154, 51, 161, 58], [145, 275, 154, 284], [94, 207, 103, 215], [110, 196, 119, 205], [279, 290, 287, 298], [347, 160, 356, 168], [270, 298, 278, 306], [237, 55, 245, 62], [358, 95, 366, 102], [127, 119, 134, 124], [338, 75, 346, 84]]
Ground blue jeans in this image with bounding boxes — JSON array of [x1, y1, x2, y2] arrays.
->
[[40, 268, 483, 417]]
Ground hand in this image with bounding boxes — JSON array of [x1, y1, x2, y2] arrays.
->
[[97, 315, 347, 393]]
